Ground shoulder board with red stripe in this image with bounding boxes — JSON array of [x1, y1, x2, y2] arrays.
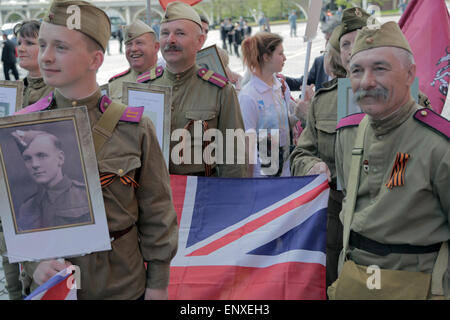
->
[[100, 95, 143, 123], [336, 112, 366, 130], [413, 108, 450, 140], [15, 92, 53, 115], [108, 68, 131, 83], [137, 66, 164, 83], [198, 68, 228, 88]]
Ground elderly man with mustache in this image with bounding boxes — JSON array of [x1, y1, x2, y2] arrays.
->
[[145, 1, 247, 177], [108, 20, 161, 103], [330, 21, 450, 300]]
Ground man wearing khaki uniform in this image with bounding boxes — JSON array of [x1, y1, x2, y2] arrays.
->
[[146, 1, 247, 177], [332, 22, 450, 299], [19, 0, 178, 300], [108, 20, 160, 103], [290, 7, 370, 288]]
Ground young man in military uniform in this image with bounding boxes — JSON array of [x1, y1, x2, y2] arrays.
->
[[18, 0, 178, 300], [289, 7, 370, 289], [108, 20, 161, 103], [145, 1, 247, 177], [332, 22, 450, 299], [12, 130, 91, 232]]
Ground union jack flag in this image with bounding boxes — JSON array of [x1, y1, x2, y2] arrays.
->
[[168, 174, 329, 300]]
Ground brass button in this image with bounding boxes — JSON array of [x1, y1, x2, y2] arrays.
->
[[72, 101, 77, 107], [421, 110, 428, 116], [174, 86, 178, 90], [118, 169, 124, 175]]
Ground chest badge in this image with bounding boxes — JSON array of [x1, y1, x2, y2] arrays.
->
[[363, 160, 369, 173]]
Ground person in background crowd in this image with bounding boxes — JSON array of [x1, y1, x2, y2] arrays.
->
[[239, 32, 291, 178], [290, 7, 369, 290], [1, 32, 19, 80], [288, 10, 298, 38], [14, 20, 53, 107], [108, 20, 160, 103]]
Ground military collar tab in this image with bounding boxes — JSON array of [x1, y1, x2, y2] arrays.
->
[[99, 95, 144, 123], [136, 66, 164, 83], [15, 92, 54, 115], [108, 68, 131, 83], [414, 108, 450, 140], [336, 112, 366, 130]]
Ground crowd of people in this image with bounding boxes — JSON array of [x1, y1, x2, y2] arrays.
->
[[0, 0, 448, 301]]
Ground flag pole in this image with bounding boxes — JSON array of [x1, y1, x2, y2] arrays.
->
[[146, 0, 152, 24], [301, 0, 324, 101]]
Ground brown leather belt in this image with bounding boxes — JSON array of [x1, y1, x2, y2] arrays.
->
[[110, 225, 133, 242]]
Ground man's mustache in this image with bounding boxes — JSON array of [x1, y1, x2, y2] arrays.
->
[[353, 87, 389, 103], [163, 44, 183, 52]]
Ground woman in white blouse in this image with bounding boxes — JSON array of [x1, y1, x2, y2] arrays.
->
[[238, 32, 291, 177]]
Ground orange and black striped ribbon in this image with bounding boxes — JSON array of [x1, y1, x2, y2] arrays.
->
[[100, 172, 140, 189], [385, 152, 410, 189]]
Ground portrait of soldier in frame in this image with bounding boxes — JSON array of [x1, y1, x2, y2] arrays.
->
[[0, 119, 94, 234]]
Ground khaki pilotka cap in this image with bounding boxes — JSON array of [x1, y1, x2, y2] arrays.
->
[[161, 1, 202, 29], [44, 0, 111, 51], [328, 24, 343, 51], [124, 20, 156, 44], [339, 7, 370, 40], [351, 21, 412, 58]]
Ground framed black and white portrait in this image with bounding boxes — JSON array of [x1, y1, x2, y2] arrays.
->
[[0, 107, 111, 262], [0, 80, 24, 117]]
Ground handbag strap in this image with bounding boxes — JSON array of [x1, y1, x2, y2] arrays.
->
[[341, 115, 369, 262]]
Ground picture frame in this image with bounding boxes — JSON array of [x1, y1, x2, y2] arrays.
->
[[0, 106, 111, 262], [99, 83, 109, 97], [122, 82, 172, 166], [0, 80, 24, 116], [196, 44, 227, 79], [337, 77, 420, 122]]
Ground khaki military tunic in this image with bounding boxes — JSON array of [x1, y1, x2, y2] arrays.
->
[[147, 64, 247, 177], [22, 77, 53, 108], [17, 175, 90, 232], [289, 78, 343, 287], [108, 69, 141, 103], [290, 78, 339, 182], [335, 100, 450, 298], [23, 88, 178, 299]]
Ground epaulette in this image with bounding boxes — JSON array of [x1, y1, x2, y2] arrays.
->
[[15, 92, 53, 115], [136, 66, 164, 83], [99, 95, 143, 123], [108, 68, 131, 83], [198, 68, 228, 88], [413, 108, 450, 140], [336, 112, 366, 130]]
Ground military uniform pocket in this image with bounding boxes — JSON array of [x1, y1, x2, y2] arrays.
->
[[315, 119, 337, 162], [98, 156, 141, 177]]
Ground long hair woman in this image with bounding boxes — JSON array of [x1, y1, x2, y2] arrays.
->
[[238, 32, 291, 177], [14, 20, 53, 107]]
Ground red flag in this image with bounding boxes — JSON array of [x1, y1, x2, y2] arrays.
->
[[159, 0, 203, 10], [398, 0, 450, 114]]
